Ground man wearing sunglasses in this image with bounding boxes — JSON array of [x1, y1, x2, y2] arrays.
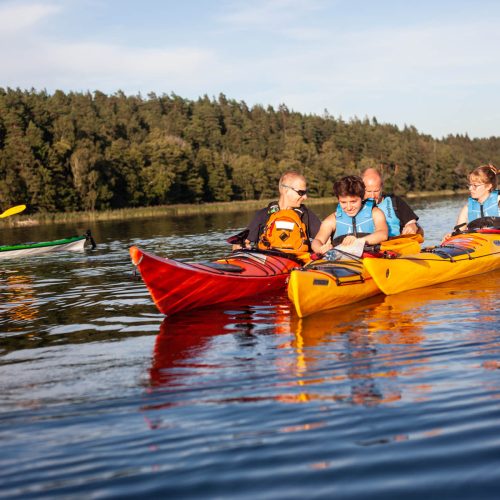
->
[[231, 171, 321, 252], [362, 168, 423, 237]]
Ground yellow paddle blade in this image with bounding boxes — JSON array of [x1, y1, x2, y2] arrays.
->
[[0, 205, 27, 218]]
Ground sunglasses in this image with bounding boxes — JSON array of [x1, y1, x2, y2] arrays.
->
[[281, 184, 307, 197]]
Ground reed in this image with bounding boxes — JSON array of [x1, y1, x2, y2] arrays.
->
[[4, 191, 465, 227], [6, 199, 277, 227]]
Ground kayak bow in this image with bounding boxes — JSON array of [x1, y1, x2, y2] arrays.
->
[[363, 229, 500, 295], [130, 246, 304, 316]]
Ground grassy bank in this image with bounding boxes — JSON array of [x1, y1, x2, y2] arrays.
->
[[6, 190, 467, 227]]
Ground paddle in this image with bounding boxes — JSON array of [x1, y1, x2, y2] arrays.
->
[[0, 205, 26, 219]]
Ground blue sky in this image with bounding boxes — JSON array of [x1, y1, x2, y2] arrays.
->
[[1, 0, 499, 139]]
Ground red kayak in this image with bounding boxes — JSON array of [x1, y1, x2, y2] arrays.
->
[[130, 246, 304, 315]]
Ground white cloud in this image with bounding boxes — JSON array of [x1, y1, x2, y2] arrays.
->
[[203, 16, 500, 137], [0, 1, 60, 36], [0, 2, 221, 93], [2, 39, 220, 93], [218, 0, 327, 30], [342, 21, 500, 77], [232, 19, 500, 92]]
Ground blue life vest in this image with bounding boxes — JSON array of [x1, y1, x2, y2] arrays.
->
[[372, 195, 401, 237], [334, 199, 375, 238], [467, 190, 499, 222]]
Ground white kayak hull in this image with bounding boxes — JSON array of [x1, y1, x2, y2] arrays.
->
[[0, 235, 89, 260]]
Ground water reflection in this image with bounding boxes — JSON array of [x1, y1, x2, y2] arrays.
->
[[150, 308, 238, 388], [285, 270, 500, 407], [283, 297, 402, 406], [148, 297, 294, 389], [144, 268, 500, 417], [0, 272, 38, 325]]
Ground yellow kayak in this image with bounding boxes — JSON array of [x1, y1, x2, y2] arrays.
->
[[363, 229, 500, 296], [288, 235, 423, 318]]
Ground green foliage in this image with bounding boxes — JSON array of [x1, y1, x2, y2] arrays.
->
[[0, 87, 498, 213]]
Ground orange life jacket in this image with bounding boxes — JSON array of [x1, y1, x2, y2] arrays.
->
[[257, 207, 310, 254]]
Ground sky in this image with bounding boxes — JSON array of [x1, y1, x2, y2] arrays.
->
[[1, 0, 499, 139]]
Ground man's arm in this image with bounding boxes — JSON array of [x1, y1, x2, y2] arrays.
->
[[231, 207, 268, 249], [392, 195, 423, 235], [305, 207, 322, 238]]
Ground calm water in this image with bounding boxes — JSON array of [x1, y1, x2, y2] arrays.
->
[[1, 197, 499, 499]]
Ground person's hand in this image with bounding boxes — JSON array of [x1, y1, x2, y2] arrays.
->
[[232, 240, 252, 251], [402, 222, 418, 235], [319, 242, 333, 254], [341, 235, 358, 246]]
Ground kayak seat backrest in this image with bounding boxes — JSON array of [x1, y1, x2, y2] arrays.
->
[[203, 262, 244, 273], [313, 265, 362, 279], [467, 216, 500, 230]]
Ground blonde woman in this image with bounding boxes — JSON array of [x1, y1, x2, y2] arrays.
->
[[441, 164, 499, 242], [455, 164, 499, 226]]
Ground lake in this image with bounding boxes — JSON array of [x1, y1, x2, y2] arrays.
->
[[1, 196, 499, 499]]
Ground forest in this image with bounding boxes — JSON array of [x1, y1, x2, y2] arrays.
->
[[0, 87, 499, 213]]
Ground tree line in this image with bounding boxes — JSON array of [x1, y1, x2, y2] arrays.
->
[[0, 87, 498, 213]]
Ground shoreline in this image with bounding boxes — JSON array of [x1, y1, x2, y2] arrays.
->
[[6, 189, 467, 227]]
